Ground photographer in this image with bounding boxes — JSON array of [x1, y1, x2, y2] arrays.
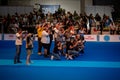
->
[[41, 24, 50, 57], [14, 28, 27, 64], [26, 33, 34, 65], [36, 22, 44, 55]]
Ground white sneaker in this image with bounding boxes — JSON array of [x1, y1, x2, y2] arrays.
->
[[69, 56, 73, 60], [51, 56, 54, 60], [30, 61, 33, 64], [65, 54, 68, 58], [26, 62, 30, 65], [38, 52, 42, 55]]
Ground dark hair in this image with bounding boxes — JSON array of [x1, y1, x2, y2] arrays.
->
[[17, 28, 22, 32]]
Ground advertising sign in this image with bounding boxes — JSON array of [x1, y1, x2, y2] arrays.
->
[[99, 35, 120, 42], [84, 35, 97, 42]]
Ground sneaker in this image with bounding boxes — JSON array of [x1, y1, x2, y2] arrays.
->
[[38, 52, 42, 55], [26, 62, 30, 65], [69, 56, 73, 60], [30, 61, 33, 64], [14, 61, 17, 64], [51, 56, 54, 60], [17, 61, 22, 63], [65, 54, 68, 58]]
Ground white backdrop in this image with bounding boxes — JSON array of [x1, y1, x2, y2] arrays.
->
[[85, 6, 113, 17], [0, 0, 113, 18], [0, 6, 33, 16]]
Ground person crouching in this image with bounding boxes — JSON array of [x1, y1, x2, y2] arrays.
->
[[51, 41, 62, 60]]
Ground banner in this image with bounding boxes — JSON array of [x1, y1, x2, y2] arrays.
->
[[84, 35, 97, 42], [4, 34, 38, 41], [2, 34, 120, 42], [4, 34, 16, 40], [40, 5, 60, 14], [99, 35, 120, 42]]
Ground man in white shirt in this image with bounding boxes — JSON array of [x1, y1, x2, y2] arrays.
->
[[41, 27, 50, 57], [14, 28, 26, 64]]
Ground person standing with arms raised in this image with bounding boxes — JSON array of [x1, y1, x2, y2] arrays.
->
[[14, 28, 27, 64], [36, 22, 44, 55]]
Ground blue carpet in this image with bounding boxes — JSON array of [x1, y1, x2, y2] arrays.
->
[[1, 60, 120, 68], [0, 41, 120, 61], [0, 65, 120, 80], [0, 41, 120, 80]]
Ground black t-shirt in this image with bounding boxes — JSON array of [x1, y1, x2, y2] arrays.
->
[[53, 46, 59, 54], [67, 42, 73, 50]]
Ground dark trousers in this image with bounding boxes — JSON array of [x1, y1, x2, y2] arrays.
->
[[14, 45, 21, 62], [38, 37, 42, 53], [47, 41, 52, 55]]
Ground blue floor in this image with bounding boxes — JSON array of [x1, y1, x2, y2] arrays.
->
[[0, 41, 120, 80], [0, 41, 120, 61], [0, 65, 120, 80]]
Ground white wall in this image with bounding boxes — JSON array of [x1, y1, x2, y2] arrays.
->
[[0, 6, 33, 16], [85, 6, 113, 17], [1, 0, 112, 17], [85, 0, 93, 6], [32, 0, 81, 14], [85, 0, 112, 17], [8, 0, 81, 14]]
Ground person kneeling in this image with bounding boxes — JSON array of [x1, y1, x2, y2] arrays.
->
[[51, 41, 62, 60]]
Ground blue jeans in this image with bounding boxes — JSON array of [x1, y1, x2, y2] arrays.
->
[[14, 45, 21, 62], [68, 50, 80, 57], [52, 52, 61, 60]]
